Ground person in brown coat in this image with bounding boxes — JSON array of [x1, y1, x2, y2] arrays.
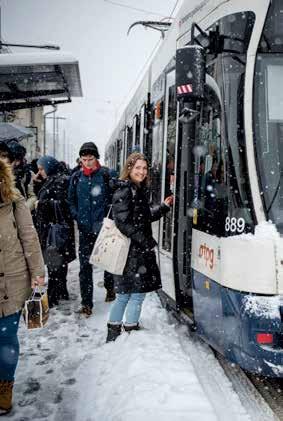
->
[[0, 158, 45, 416]]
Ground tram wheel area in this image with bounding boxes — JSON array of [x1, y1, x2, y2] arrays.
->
[[159, 290, 282, 420]]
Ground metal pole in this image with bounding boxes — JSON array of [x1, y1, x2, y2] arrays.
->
[[43, 105, 56, 155], [46, 115, 66, 159], [53, 110, 56, 157], [0, 8, 2, 51], [63, 129, 66, 162]]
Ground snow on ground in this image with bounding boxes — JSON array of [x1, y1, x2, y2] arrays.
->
[[6, 259, 252, 421]]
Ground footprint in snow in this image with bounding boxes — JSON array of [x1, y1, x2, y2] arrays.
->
[[61, 378, 76, 386], [17, 397, 35, 407], [36, 353, 57, 365], [23, 378, 40, 395], [54, 389, 63, 404]]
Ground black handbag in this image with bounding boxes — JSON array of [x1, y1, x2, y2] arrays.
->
[[43, 201, 70, 268]]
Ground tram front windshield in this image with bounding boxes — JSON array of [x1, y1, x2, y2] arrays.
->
[[254, 0, 283, 232]]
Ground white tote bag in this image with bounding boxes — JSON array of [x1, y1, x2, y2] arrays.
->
[[90, 212, 131, 275]]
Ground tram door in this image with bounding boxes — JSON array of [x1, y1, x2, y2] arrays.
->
[[139, 105, 145, 154], [159, 70, 177, 301], [175, 104, 196, 311]]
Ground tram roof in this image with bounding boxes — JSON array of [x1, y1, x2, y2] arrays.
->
[[0, 51, 83, 111]]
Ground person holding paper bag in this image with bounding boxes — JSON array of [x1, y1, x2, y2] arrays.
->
[[106, 152, 173, 342], [0, 157, 45, 415]]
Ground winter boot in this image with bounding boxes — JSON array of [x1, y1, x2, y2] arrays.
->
[[77, 306, 92, 318], [106, 323, 122, 342], [0, 380, 14, 416], [123, 323, 140, 332], [105, 289, 116, 303]]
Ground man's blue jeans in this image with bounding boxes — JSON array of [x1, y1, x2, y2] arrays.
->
[[109, 293, 146, 325], [0, 312, 21, 381]]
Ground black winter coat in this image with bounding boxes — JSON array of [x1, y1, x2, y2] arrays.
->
[[36, 173, 76, 265], [112, 180, 170, 294]]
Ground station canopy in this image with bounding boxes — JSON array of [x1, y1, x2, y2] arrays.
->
[[0, 51, 83, 111]]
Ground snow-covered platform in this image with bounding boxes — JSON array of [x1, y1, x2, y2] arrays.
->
[[8, 260, 255, 421]]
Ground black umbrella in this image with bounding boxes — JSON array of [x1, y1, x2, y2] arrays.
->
[[0, 122, 33, 142]]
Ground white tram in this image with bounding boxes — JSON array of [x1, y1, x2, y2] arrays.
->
[[105, 0, 283, 377]]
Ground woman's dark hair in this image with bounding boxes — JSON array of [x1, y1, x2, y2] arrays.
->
[[120, 152, 149, 186]]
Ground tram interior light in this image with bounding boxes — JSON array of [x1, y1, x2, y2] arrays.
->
[[155, 101, 163, 120]]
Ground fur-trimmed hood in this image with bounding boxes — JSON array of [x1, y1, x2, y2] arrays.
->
[[0, 158, 18, 203]]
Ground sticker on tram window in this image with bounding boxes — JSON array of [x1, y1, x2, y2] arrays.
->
[[225, 217, 245, 233]]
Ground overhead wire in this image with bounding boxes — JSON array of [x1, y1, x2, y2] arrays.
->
[[114, 0, 180, 120], [169, 0, 180, 18], [116, 37, 162, 114], [103, 0, 167, 18]]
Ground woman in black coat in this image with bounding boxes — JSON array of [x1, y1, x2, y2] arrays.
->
[[36, 156, 76, 307], [107, 152, 173, 342]]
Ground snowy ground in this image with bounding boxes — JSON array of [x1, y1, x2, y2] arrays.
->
[[6, 259, 254, 421]]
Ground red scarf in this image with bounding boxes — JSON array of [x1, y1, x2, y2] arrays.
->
[[82, 160, 101, 176]]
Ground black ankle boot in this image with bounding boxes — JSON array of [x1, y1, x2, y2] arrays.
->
[[124, 323, 140, 332], [106, 323, 122, 342]]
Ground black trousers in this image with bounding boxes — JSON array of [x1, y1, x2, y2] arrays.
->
[[78, 231, 114, 308], [47, 264, 68, 304]]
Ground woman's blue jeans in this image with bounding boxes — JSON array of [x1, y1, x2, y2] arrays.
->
[[109, 293, 146, 325], [0, 312, 21, 381]]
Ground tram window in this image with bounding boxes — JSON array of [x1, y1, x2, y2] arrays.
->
[[267, 65, 283, 121], [126, 126, 133, 156], [144, 104, 153, 166], [151, 114, 163, 205], [220, 12, 255, 233], [162, 85, 176, 252], [254, 1, 283, 231], [194, 11, 255, 236], [259, 0, 283, 53], [135, 115, 141, 150], [151, 99, 164, 205], [116, 139, 122, 174], [254, 55, 283, 231], [194, 86, 227, 236]]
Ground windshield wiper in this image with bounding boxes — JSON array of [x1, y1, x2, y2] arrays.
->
[[266, 177, 281, 214]]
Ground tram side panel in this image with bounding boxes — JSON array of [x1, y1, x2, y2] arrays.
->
[[175, 5, 283, 376]]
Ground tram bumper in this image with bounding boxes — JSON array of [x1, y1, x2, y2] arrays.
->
[[236, 295, 283, 377]]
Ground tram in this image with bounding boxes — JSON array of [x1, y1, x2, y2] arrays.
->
[[105, 0, 283, 377]]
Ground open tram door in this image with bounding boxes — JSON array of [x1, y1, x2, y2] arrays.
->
[[174, 46, 205, 317], [158, 70, 178, 305]]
